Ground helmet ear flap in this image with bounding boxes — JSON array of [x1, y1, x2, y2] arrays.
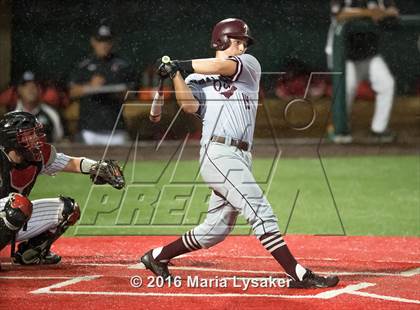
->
[[220, 34, 231, 50], [213, 34, 231, 51]]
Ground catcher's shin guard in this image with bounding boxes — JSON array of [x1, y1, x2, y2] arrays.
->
[[13, 196, 80, 265], [59, 196, 81, 227], [0, 194, 33, 251]]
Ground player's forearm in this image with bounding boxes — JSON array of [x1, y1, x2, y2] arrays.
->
[[172, 72, 199, 114], [191, 58, 237, 77], [62, 157, 96, 174], [62, 157, 83, 173]]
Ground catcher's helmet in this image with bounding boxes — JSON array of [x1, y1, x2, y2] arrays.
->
[[211, 18, 254, 51], [0, 111, 45, 162]]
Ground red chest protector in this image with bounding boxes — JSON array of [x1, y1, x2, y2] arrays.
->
[[0, 144, 52, 198]]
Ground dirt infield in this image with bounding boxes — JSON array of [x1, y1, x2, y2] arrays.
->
[[1, 235, 419, 309]]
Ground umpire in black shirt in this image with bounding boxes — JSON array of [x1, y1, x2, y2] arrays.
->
[[69, 24, 135, 145]]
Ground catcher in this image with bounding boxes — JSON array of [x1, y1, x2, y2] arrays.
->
[[0, 111, 124, 269]]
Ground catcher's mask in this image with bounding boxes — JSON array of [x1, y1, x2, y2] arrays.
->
[[211, 18, 254, 51], [0, 111, 46, 162]]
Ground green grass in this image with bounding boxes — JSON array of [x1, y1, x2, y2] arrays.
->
[[30, 156, 419, 237]]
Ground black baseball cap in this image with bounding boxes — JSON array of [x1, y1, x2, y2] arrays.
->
[[93, 24, 113, 41], [17, 71, 36, 86]]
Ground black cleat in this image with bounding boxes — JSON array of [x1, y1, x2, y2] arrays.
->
[[288, 270, 339, 289], [13, 241, 61, 265], [140, 250, 172, 279], [42, 251, 61, 265]]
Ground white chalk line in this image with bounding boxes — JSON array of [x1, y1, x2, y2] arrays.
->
[[315, 282, 375, 299], [30, 276, 373, 300], [399, 267, 420, 277], [2, 261, 418, 278], [29, 277, 420, 304], [3, 255, 419, 265], [178, 254, 420, 265], [29, 290, 315, 299], [3, 261, 418, 278], [0, 276, 74, 280], [1, 262, 129, 267], [31, 275, 101, 294], [348, 291, 420, 305], [129, 263, 420, 278], [69, 262, 129, 267], [17, 270, 419, 304]]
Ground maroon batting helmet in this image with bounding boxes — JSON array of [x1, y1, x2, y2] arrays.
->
[[211, 18, 254, 50]]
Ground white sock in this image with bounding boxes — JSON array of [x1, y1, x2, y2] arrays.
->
[[296, 264, 307, 281], [152, 247, 163, 259]]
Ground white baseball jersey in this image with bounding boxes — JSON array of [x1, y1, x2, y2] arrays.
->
[[178, 54, 281, 251], [41, 144, 71, 176], [185, 54, 261, 147]]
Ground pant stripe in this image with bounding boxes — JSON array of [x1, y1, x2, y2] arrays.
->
[[259, 231, 286, 253], [182, 231, 201, 251], [182, 234, 195, 251], [30, 207, 62, 216], [28, 212, 61, 220], [263, 236, 284, 249], [186, 232, 200, 250], [15, 198, 64, 241], [267, 241, 286, 253], [30, 206, 61, 213], [188, 231, 202, 249], [259, 231, 281, 244], [17, 224, 49, 241]]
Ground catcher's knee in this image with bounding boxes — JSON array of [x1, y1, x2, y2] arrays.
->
[[12, 197, 79, 265], [59, 196, 80, 226], [0, 193, 32, 251]]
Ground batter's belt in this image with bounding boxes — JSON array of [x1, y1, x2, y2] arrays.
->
[[210, 136, 250, 152]]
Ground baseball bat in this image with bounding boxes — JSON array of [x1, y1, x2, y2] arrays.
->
[[149, 56, 171, 123], [149, 80, 164, 123]]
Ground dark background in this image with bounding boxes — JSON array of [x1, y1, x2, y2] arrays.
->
[[10, 0, 420, 93]]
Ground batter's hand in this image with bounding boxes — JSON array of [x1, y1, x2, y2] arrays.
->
[[156, 57, 179, 79], [89, 160, 125, 190]]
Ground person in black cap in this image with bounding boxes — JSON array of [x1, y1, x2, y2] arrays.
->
[[68, 24, 136, 145], [14, 71, 64, 142]]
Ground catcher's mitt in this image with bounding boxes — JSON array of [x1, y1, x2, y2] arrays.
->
[[89, 160, 125, 190]]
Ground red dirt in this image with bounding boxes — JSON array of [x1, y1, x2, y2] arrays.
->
[[0, 235, 419, 309]]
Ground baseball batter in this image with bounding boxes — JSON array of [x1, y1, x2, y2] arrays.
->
[[141, 18, 339, 288], [0, 111, 124, 269]]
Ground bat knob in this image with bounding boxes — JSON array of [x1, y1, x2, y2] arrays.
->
[[161, 55, 171, 64]]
